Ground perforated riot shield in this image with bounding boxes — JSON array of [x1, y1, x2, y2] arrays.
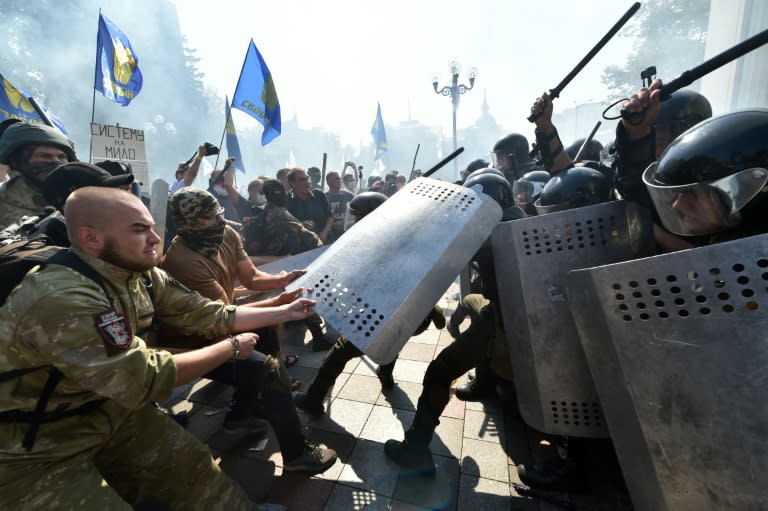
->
[[287, 177, 501, 363], [257, 245, 329, 275], [491, 200, 654, 438], [567, 233, 768, 511]]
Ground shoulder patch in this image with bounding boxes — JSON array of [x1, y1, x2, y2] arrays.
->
[[95, 310, 132, 355]]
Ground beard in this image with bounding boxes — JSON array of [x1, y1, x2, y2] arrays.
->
[[99, 236, 157, 272]]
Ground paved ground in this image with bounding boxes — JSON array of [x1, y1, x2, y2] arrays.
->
[[157, 291, 633, 511]]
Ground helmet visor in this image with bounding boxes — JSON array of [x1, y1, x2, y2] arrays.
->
[[643, 162, 768, 236], [513, 179, 546, 209], [343, 203, 361, 231]]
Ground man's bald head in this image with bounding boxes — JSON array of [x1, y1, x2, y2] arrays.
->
[[65, 187, 152, 251]]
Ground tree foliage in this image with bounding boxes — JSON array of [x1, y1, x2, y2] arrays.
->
[[602, 0, 710, 98]]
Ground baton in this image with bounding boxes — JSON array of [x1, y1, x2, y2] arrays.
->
[[320, 153, 327, 192], [528, 2, 641, 123], [604, 26, 768, 121], [660, 26, 768, 99], [422, 147, 464, 178], [573, 121, 602, 162], [408, 143, 421, 182], [27, 97, 54, 128]]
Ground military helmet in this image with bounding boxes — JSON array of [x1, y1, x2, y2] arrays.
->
[[643, 109, 768, 236], [535, 166, 612, 215], [0, 122, 76, 165], [655, 89, 712, 141]]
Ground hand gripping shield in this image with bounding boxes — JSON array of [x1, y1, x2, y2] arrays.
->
[[567, 233, 768, 511], [491, 200, 655, 437], [287, 177, 501, 363]]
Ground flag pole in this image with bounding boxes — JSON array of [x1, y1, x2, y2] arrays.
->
[[89, 8, 101, 163], [214, 101, 230, 170]]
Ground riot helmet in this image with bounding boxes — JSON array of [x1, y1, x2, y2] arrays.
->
[[462, 172, 517, 220], [535, 166, 612, 215], [461, 158, 490, 180], [344, 191, 388, 230], [643, 109, 768, 237], [513, 170, 551, 215], [566, 138, 604, 162], [654, 89, 712, 155], [492, 133, 532, 181]]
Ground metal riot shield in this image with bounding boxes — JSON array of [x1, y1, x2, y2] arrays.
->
[[491, 200, 655, 438], [567, 233, 768, 511], [287, 177, 502, 364], [149, 178, 169, 248], [257, 245, 329, 275]]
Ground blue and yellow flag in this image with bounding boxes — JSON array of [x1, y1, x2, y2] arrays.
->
[[371, 102, 388, 161], [0, 73, 68, 134], [232, 40, 281, 146], [95, 13, 142, 106], [225, 96, 245, 174]]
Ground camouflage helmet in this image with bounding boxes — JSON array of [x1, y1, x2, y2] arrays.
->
[[0, 122, 76, 165], [170, 187, 222, 226]]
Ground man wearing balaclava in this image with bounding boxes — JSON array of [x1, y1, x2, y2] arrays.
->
[[0, 122, 76, 230]]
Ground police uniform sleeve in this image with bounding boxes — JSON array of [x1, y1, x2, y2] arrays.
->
[[148, 267, 237, 340], [7, 271, 177, 410]]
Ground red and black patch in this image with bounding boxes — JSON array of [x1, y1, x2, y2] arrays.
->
[[95, 310, 133, 355]]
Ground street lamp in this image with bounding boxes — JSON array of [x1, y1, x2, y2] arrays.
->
[[433, 60, 477, 179]]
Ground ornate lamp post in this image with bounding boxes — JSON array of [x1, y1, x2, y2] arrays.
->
[[433, 60, 477, 179]]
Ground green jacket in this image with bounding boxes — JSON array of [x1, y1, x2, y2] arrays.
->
[[0, 172, 48, 231], [0, 247, 236, 459]]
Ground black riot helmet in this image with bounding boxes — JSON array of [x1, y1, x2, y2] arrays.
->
[[566, 138, 604, 162], [654, 89, 712, 153], [344, 191, 388, 229], [461, 158, 490, 181], [513, 170, 551, 215], [462, 171, 525, 221], [535, 166, 612, 215], [466, 166, 505, 180], [492, 133, 532, 181], [643, 109, 768, 237]]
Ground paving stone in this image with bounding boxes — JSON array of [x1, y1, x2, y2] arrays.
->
[[330, 371, 351, 397], [464, 396, 503, 414], [388, 501, 428, 511], [391, 359, 430, 384], [375, 381, 422, 412], [299, 348, 334, 369], [359, 405, 415, 444], [352, 356, 378, 377], [310, 398, 374, 437], [307, 428, 358, 483], [397, 342, 437, 362], [463, 409, 505, 445], [185, 404, 229, 443], [430, 416, 463, 460], [409, 329, 441, 345], [338, 439, 402, 497], [337, 374, 382, 405], [457, 473, 511, 511], [505, 417, 535, 467], [323, 483, 391, 511], [461, 438, 510, 483], [266, 470, 335, 511], [441, 394, 466, 420], [342, 356, 361, 374], [392, 455, 459, 511], [218, 454, 276, 504], [186, 379, 233, 407]]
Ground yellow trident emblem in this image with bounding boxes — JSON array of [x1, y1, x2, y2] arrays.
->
[[112, 39, 137, 85], [2, 78, 34, 113]]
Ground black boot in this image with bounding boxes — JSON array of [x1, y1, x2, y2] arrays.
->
[[516, 458, 589, 493], [455, 361, 495, 402], [384, 415, 437, 476], [296, 338, 362, 417], [377, 359, 396, 390]]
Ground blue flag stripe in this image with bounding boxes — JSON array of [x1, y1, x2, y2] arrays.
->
[[225, 96, 246, 173], [371, 102, 388, 161], [0, 72, 68, 134]]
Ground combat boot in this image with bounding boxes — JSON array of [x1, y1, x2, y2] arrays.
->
[[516, 458, 589, 493], [384, 416, 437, 476], [377, 360, 396, 390], [293, 391, 325, 417], [454, 362, 496, 401]]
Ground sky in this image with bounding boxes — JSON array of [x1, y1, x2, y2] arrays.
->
[[172, 0, 639, 146]]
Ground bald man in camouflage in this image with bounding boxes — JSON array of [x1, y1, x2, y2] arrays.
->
[[0, 187, 316, 510]]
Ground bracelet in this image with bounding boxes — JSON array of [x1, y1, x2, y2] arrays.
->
[[195, 155, 203, 162], [227, 336, 240, 360]]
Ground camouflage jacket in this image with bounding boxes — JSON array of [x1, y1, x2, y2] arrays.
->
[[246, 204, 322, 256], [0, 172, 48, 231], [0, 247, 236, 458]]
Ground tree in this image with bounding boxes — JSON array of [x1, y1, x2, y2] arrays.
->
[[602, 0, 710, 98]]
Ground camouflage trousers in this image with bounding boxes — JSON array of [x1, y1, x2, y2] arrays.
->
[[0, 403, 258, 510]]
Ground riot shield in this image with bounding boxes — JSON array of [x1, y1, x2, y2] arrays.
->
[[257, 245, 329, 275], [287, 177, 502, 364], [568, 233, 768, 511], [491, 200, 654, 438]]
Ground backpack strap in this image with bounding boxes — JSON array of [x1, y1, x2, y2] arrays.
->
[[0, 250, 112, 451]]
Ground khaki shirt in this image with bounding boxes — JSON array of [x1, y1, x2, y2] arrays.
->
[[0, 247, 236, 458], [0, 172, 48, 231]]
